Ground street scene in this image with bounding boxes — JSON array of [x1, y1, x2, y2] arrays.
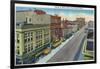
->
[[15, 4, 95, 65]]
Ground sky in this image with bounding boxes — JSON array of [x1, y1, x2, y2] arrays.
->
[[16, 6, 94, 21]]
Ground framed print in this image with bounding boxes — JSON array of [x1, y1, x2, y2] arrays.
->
[[10, 0, 96, 69]]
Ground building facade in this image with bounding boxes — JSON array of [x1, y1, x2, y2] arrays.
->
[[61, 19, 68, 40], [50, 15, 63, 48], [16, 10, 51, 24], [82, 21, 94, 60], [16, 21, 51, 64], [75, 18, 85, 29]]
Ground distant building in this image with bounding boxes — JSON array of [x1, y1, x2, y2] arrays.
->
[[75, 18, 85, 29], [67, 24, 78, 33], [61, 19, 68, 40], [88, 21, 94, 29], [16, 22, 50, 64], [61, 19, 78, 40], [50, 15, 63, 48]]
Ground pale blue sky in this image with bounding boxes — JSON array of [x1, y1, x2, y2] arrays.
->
[[16, 6, 94, 16]]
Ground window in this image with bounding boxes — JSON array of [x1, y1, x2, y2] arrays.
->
[[24, 32, 28, 38], [17, 39, 20, 43], [24, 39, 27, 43], [27, 32, 30, 37], [36, 41, 42, 48], [31, 44, 33, 50], [28, 38, 30, 42], [30, 32, 33, 36], [26, 17, 32, 23], [24, 48, 27, 54], [86, 41, 94, 51], [31, 37, 33, 41], [87, 31, 93, 39], [28, 46, 30, 52], [16, 46, 20, 55], [17, 46, 19, 48], [29, 18, 31, 22], [16, 33, 20, 43], [36, 30, 43, 45], [24, 32, 33, 43], [36, 35, 38, 39]]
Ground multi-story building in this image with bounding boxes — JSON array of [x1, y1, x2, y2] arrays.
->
[[50, 15, 63, 48], [82, 21, 94, 60], [16, 9, 51, 64], [75, 18, 85, 29], [16, 23, 50, 64], [61, 19, 68, 40]]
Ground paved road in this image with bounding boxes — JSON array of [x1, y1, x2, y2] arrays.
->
[[47, 26, 87, 63]]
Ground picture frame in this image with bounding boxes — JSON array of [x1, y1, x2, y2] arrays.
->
[[10, 0, 97, 69]]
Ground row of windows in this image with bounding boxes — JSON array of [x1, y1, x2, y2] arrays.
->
[[36, 30, 42, 35], [24, 32, 33, 38], [36, 35, 42, 40], [36, 39, 42, 43], [24, 32, 33, 43], [16, 30, 50, 54], [24, 37, 33, 43], [24, 43, 33, 54], [36, 41, 42, 49], [16, 35, 41, 44], [35, 31, 42, 42], [16, 29, 49, 42]]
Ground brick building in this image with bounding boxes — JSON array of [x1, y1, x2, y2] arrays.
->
[[50, 15, 63, 48]]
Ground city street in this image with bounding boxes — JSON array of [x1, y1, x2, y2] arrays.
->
[[35, 25, 87, 64], [47, 25, 87, 63]]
